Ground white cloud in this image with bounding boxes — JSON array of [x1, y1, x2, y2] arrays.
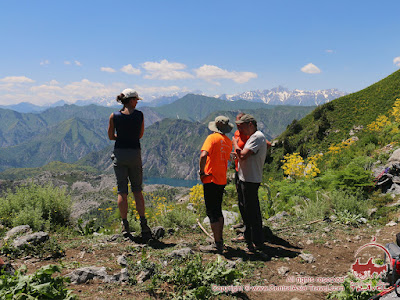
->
[[134, 85, 182, 95], [0, 76, 35, 83], [40, 60, 50, 65], [301, 63, 321, 74], [64, 61, 71, 65], [48, 80, 59, 85], [141, 59, 194, 80], [325, 49, 334, 53], [101, 67, 117, 73], [75, 60, 82, 66], [394, 57, 400, 67], [120, 64, 141, 75], [194, 65, 257, 84]]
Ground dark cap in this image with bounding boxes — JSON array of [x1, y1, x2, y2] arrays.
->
[[235, 114, 256, 124]]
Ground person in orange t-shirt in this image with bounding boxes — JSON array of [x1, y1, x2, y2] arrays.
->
[[199, 116, 233, 254]]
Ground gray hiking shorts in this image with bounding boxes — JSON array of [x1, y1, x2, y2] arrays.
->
[[112, 148, 143, 194]]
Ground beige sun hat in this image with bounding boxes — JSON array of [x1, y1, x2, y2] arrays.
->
[[208, 116, 234, 134]]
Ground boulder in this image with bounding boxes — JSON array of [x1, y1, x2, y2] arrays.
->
[[5, 225, 32, 240], [13, 232, 49, 248], [151, 226, 165, 239], [203, 210, 239, 226], [67, 267, 108, 284], [167, 247, 193, 259], [388, 149, 400, 165]]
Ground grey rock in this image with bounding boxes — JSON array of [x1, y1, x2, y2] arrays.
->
[[152, 226, 165, 239], [386, 221, 397, 227], [67, 267, 108, 284], [203, 210, 239, 226], [117, 255, 127, 267], [388, 149, 400, 165], [367, 208, 377, 216], [277, 266, 290, 276], [299, 253, 315, 263], [13, 232, 49, 248], [187, 203, 195, 211], [5, 225, 32, 240], [268, 211, 289, 222], [167, 247, 193, 259], [306, 239, 314, 245], [137, 269, 152, 284]]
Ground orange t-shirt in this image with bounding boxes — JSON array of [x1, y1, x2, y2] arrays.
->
[[201, 133, 233, 185], [234, 130, 249, 172]]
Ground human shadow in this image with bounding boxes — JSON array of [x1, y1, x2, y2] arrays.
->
[[125, 234, 176, 249], [224, 243, 300, 262], [263, 226, 302, 250]]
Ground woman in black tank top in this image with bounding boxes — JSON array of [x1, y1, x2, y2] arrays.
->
[[108, 89, 152, 240]]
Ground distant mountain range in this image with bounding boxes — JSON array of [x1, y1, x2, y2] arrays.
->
[[0, 94, 315, 179], [216, 86, 347, 106], [0, 87, 346, 113]]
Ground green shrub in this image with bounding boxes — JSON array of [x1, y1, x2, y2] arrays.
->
[[151, 254, 243, 299], [1, 237, 65, 259], [0, 265, 75, 299], [158, 205, 198, 229], [330, 190, 368, 218], [0, 183, 72, 231], [333, 163, 374, 192], [298, 193, 331, 221]]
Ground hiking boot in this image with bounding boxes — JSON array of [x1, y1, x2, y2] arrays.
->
[[140, 218, 152, 240], [121, 219, 130, 237], [200, 241, 224, 254]]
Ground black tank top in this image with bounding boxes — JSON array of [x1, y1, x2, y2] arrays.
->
[[113, 110, 143, 149]]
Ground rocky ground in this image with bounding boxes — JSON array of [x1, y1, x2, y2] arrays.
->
[[3, 215, 400, 300]]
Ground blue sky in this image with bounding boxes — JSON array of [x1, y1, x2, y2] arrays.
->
[[1, 0, 399, 105]]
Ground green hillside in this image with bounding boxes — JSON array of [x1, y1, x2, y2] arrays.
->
[[274, 69, 400, 154], [0, 118, 112, 171], [153, 94, 274, 121], [203, 105, 314, 139]]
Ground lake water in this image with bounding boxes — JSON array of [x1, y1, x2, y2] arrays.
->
[[144, 177, 200, 187]]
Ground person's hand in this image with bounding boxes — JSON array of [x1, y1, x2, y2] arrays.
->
[[200, 173, 210, 182]]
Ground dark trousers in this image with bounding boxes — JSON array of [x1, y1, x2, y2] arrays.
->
[[203, 183, 225, 223], [237, 180, 264, 246]]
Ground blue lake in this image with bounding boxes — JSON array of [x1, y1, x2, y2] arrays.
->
[[143, 177, 200, 187]]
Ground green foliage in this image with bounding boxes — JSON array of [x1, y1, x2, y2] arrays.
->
[[76, 218, 102, 236], [332, 163, 374, 191], [1, 237, 65, 259], [327, 274, 383, 300], [298, 193, 331, 221], [157, 205, 198, 229], [0, 264, 76, 299], [330, 190, 368, 218], [151, 254, 243, 299], [0, 183, 72, 231]]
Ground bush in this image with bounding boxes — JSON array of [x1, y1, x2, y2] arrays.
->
[[330, 189, 368, 218], [0, 183, 72, 231], [0, 265, 75, 299], [151, 254, 243, 299], [158, 205, 198, 229], [298, 193, 331, 221]]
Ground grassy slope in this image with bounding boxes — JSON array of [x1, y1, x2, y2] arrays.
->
[[276, 69, 400, 153]]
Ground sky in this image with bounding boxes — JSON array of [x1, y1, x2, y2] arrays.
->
[[0, 0, 399, 105]]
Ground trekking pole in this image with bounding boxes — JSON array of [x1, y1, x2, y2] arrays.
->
[[197, 219, 213, 239]]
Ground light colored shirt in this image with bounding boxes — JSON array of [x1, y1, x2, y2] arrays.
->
[[238, 131, 267, 183]]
